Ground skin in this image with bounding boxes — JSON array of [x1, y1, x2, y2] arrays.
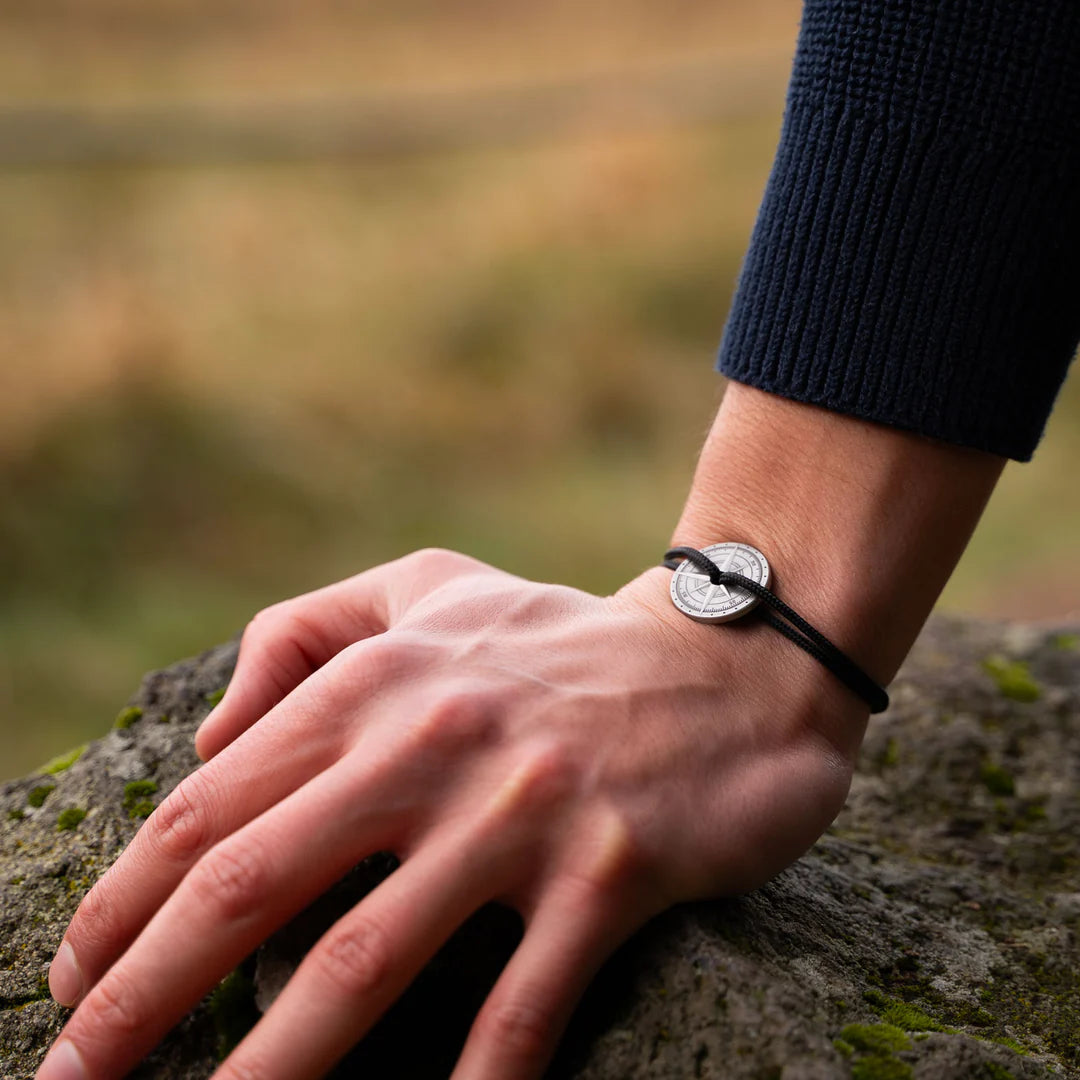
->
[[38, 382, 1005, 1080]]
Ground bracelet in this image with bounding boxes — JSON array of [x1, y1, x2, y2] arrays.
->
[[662, 542, 890, 714]]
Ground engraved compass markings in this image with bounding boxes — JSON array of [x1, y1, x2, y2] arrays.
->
[[683, 544, 740, 612], [680, 571, 731, 606], [668, 541, 771, 624], [717, 544, 737, 598]]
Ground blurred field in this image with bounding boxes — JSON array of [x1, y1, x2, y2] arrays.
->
[[2, 0, 1077, 779]]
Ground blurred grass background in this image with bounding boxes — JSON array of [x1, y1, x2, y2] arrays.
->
[[2, 0, 1077, 779]]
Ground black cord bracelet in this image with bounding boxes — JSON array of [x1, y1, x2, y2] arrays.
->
[[662, 543, 889, 714]]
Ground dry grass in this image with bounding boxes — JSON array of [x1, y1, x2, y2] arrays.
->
[[1, 0, 1076, 778], [0, 0, 801, 100]]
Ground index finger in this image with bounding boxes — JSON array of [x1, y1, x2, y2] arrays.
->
[[47, 645, 370, 1009], [196, 547, 490, 760]]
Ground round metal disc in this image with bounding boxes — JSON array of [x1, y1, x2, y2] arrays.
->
[[669, 541, 770, 624]]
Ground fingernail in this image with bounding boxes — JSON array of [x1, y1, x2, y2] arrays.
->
[[36, 1040, 87, 1080], [48, 942, 83, 1007]]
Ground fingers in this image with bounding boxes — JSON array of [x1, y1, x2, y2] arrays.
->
[[195, 578, 385, 762], [51, 645, 377, 1009], [38, 743, 433, 1080], [214, 837, 490, 1080], [450, 879, 644, 1080], [196, 548, 490, 760]]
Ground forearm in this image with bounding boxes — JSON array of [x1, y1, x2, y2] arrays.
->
[[629, 382, 1005, 748]]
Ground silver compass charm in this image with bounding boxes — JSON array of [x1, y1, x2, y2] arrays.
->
[[669, 541, 770, 624]]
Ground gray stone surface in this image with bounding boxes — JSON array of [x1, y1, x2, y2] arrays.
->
[[2, 613, 1078, 1079]]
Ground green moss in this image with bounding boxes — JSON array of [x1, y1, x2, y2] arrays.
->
[[40, 744, 88, 775], [993, 1036, 1029, 1055], [838, 1020, 915, 1080], [1009, 799, 1048, 831], [980, 761, 1016, 797], [876, 999, 950, 1033], [925, 956, 1070, 1060], [122, 779, 158, 820], [851, 1059, 913, 1080], [27, 784, 55, 808], [980, 1066, 1016, 1080], [205, 687, 227, 707], [0, 977, 52, 1009], [945, 1001, 994, 1027], [881, 737, 900, 768], [114, 705, 143, 730], [157, 712, 172, 723], [8, 809, 26, 821], [1050, 632, 1079, 651], [981, 656, 1040, 703], [866, 976, 1052, 1056], [56, 807, 87, 831], [839, 1024, 911, 1055], [208, 967, 259, 1060]]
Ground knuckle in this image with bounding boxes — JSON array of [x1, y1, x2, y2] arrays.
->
[[344, 635, 406, 670], [242, 601, 326, 687], [189, 839, 268, 923], [581, 807, 649, 894], [404, 547, 487, 586], [479, 996, 556, 1061], [82, 969, 147, 1038], [338, 636, 416, 688], [215, 1055, 264, 1080], [69, 875, 121, 955], [313, 916, 391, 999], [485, 742, 577, 826], [241, 602, 292, 650], [415, 689, 498, 753], [406, 546, 463, 571], [247, 598, 294, 631], [73, 874, 109, 930], [145, 772, 213, 863]]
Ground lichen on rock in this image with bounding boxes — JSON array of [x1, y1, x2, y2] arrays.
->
[[1, 613, 1078, 1078]]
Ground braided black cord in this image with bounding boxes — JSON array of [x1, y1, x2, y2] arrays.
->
[[663, 546, 889, 714]]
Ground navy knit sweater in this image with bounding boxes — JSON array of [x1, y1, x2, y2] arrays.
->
[[717, 0, 1080, 462]]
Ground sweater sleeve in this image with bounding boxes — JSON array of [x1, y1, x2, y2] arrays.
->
[[716, 0, 1080, 462]]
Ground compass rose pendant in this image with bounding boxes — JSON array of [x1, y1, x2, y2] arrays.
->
[[668, 541, 771, 623]]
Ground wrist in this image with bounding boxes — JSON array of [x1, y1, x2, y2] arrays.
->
[[612, 562, 872, 763], [667, 382, 1006, 689]]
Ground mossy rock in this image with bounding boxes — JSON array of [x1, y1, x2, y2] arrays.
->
[[1, 614, 1078, 1078]]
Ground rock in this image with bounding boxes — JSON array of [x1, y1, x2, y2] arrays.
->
[[2, 613, 1078, 1079]]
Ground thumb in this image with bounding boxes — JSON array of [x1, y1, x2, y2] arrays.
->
[[194, 548, 483, 759]]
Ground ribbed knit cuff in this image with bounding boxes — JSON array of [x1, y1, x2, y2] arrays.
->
[[717, 1, 1080, 462]]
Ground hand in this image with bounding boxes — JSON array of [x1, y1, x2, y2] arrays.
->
[[38, 547, 860, 1080]]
